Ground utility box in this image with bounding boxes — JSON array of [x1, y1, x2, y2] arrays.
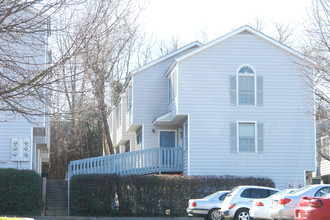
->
[[11, 138, 30, 162]]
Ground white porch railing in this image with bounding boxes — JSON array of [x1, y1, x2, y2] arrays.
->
[[68, 147, 183, 180]]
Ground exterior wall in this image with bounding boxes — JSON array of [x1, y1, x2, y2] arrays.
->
[[132, 47, 199, 149], [109, 93, 137, 152], [0, 114, 44, 170], [178, 32, 315, 189]]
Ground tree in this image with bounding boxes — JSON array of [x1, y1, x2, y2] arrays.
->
[[74, 0, 140, 155], [0, 0, 102, 121], [299, 0, 329, 160]]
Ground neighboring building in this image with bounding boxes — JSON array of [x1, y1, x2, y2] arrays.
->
[[107, 26, 316, 189], [0, 115, 50, 174], [314, 119, 330, 184], [0, 9, 50, 175]]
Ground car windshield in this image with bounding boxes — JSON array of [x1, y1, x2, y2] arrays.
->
[[289, 185, 313, 195], [203, 191, 222, 199]]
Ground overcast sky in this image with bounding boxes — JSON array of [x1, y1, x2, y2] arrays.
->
[[140, 0, 313, 45]]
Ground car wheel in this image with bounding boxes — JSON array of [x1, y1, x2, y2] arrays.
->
[[207, 208, 221, 220], [234, 208, 250, 220]]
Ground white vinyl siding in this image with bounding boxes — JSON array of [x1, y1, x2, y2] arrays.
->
[[132, 46, 199, 149], [177, 32, 315, 189]]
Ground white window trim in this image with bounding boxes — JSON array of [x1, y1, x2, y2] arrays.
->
[[237, 121, 257, 154], [237, 64, 257, 106], [158, 130, 177, 148]]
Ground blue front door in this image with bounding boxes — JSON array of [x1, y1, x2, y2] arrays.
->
[[160, 131, 176, 148], [159, 131, 176, 165]]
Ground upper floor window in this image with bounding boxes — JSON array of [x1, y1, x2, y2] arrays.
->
[[116, 103, 121, 128], [168, 69, 177, 102], [127, 85, 132, 111], [238, 65, 255, 105]]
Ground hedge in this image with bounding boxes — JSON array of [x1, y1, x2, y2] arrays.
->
[[70, 174, 274, 216], [0, 169, 41, 216]]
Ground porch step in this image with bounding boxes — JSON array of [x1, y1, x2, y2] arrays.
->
[[45, 180, 68, 216]]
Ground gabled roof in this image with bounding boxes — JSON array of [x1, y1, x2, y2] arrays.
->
[[175, 25, 309, 63], [131, 41, 203, 75]]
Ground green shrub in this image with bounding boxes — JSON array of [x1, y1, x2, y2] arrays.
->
[[70, 174, 274, 217], [0, 169, 41, 216]]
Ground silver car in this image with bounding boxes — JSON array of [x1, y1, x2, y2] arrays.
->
[[221, 185, 279, 220], [249, 189, 296, 220], [269, 184, 330, 220], [187, 190, 229, 220]]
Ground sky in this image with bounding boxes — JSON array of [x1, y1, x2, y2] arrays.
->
[[140, 0, 313, 45]]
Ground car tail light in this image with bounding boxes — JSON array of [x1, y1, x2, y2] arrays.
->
[[310, 199, 323, 208], [228, 204, 236, 209], [191, 201, 197, 207], [279, 198, 291, 205], [255, 202, 264, 206]]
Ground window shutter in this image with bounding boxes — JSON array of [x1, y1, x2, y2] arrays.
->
[[257, 76, 263, 106], [229, 76, 237, 105], [230, 123, 237, 153], [257, 123, 264, 153]]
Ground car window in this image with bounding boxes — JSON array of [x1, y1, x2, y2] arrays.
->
[[219, 193, 228, 201], [251, 189, 268, 199], [241, 189, 251, 198], [315, 187, 330, 197], [268, 190, 279, 197]]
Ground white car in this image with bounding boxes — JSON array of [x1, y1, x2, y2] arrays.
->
[[269, 184, 330, 220], [187, 190, 229, 220], [249, 189, 296, 220], [221, 185, 279, 220]]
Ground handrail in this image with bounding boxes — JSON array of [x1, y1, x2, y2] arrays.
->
[[68, 147, 183, 180]]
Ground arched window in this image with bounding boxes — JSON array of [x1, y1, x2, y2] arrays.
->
[[237, 65, 255, 105]]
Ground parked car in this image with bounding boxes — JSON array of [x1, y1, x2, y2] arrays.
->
[[187, 190, 229, 220], [249, 188, 296, 220], [294, 194, 330, 220], [220, 185, 279, 220], [270, 184, 330, 220]]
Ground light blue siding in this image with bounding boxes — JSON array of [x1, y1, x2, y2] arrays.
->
[[0, 114, 43, 170], [132, 46, 200, 149], [177, 33, 315, 189]]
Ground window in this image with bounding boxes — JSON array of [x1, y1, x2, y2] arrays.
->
[[219, 193, 228, 201], [127, 85, 132, 111], [315, 187, 330, 197], [238, 122, 256, 153], [238, 66, 255, 105], [136, 129, 142, 148], [116, 104, 121, 128], [168, 69, 177, 102], [168, 77, 173, 101]]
